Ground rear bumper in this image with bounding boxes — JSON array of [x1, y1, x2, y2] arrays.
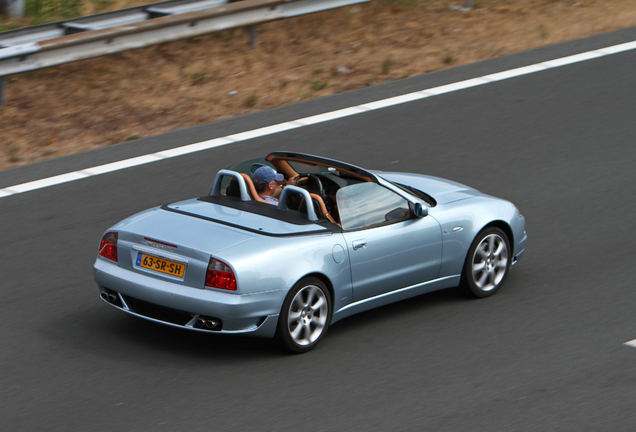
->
[[94, 258, 285, 338]]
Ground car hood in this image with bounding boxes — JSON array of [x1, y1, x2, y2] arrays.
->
[[374, 171, 484, 204]]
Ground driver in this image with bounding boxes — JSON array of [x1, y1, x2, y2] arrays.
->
[[252, 166, 298, 205]]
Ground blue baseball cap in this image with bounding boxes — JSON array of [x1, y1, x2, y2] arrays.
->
[[253, 166, 284, 184]]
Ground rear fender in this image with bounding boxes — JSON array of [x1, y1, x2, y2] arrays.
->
[[215, 232, 353, 314]]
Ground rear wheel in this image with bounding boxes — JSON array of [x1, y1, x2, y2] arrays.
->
[[277, 277, 332, 353], [461, 227, 511, 298]]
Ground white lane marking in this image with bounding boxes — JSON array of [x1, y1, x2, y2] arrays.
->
[[542, 51, 604, 67], [359, 91, 433, 110], [227, 122, 302, 141], [79, 154, 166, 176], [624, 339, 636, 348], [155, 137, 235, 158], [603, 40, 636, 54], [483, 64, 549, 82], [3, 171, 91, 194], [1, 39, 636, 198], [294, 107, 370, 125]]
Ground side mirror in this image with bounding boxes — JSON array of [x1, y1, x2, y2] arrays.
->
[[413, 202, 427, 218], [385, 207, 408, 222]]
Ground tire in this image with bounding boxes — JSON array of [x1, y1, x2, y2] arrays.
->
[[276, 277, 332, 353], [461, 227, 511, 298]]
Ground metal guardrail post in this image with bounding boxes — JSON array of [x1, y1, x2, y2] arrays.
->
[[0, 76, 6, 106], [4, 0, 25, 18], [249, 25, 257, 50]]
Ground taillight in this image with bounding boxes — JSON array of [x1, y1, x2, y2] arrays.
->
[[205, 258, 237, 290], [99, 232, 118, 262]]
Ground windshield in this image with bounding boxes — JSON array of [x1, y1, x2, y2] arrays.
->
[[336, 183, 411, 230]]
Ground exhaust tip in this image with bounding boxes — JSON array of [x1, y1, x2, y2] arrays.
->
[[195, 316, 222, 331], [205, 320, 218, 329], [100, 289, 121, 306]]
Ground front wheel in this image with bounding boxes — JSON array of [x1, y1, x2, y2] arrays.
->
[[276, 277, 332, 353], [461, 227, 511, 298]]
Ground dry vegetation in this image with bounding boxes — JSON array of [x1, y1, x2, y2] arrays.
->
[[1, 0, 635, 170]]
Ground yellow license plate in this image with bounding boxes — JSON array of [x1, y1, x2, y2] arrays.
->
[[136, 253, 186, 278]]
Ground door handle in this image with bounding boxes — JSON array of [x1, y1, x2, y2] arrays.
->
[[352, 240, 367, 251]]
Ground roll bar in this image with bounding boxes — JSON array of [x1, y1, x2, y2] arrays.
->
[[277, 186, 318, 221], [210, 170, 319, 221], [210, 169, 251, 201]]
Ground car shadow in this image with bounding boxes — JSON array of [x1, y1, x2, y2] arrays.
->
[[327, 286, 470, 337], [44, 286, 482, 361], [42, 305, 285, 362]]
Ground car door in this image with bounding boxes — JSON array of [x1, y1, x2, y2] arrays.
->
[[337, 183, 443, 302]]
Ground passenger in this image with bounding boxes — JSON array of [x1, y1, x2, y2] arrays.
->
[[252, 166, 298, 205]]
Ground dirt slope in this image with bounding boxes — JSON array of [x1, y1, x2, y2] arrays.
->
[[1, 0, 635, 170]]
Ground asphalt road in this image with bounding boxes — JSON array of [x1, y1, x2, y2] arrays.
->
[[1, 27, 636, 431]]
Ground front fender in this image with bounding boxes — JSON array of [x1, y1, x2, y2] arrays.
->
[[433, 197, 520, 277]]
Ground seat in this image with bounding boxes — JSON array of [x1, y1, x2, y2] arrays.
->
[[299, 193, 339, 225], [223, 173, 268, 204], [225, 173, 337, 223], [226, 177, 241, 198]]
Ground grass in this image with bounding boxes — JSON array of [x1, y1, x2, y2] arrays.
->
[[381, 58, 392, 74], [25, 0, 83, 24], [310, 80, 327, 91], [4, 145, 20, 163], [1, 0, 149, 27], [188, 71, 207, 85], [243, 93, 258, 108], [382, 0, 417, 10], [538, 23, 548, 38]]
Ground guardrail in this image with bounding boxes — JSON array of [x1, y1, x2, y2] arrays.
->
[[0, 0, 372, 105]]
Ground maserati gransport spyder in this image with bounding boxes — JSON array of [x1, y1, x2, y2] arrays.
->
[[94, 152, 526, 352]]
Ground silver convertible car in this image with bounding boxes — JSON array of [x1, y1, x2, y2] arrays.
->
[[94, 152, 526, 352]]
